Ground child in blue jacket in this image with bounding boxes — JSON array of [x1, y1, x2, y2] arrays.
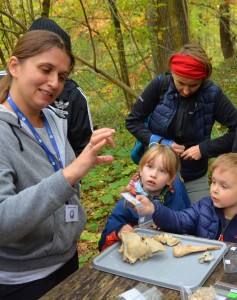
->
[[137, 153, 237, 243], [99, 145, 190, 251]]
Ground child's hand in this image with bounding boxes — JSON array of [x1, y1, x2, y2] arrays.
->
[[136, 195, 155, 215], [118, 224, 135, 238]]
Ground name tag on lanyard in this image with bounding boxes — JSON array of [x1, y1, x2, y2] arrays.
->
[[65, 205, 78, 223]]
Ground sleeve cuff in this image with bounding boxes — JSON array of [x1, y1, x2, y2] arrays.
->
[[159, 138, 173, 147], [149, 135, 173, 147], [115, 224, 126, 236]]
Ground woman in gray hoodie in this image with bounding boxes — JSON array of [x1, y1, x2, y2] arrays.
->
[[0, 30, 115, 299]]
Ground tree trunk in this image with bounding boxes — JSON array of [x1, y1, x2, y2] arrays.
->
[[41, 0, 50, 18], [146, 0, 160, 75], [219, 2, 234, 59], [168, 0, 189, 48], [146, 0, 189, 76], [108, 0, 134, 110]]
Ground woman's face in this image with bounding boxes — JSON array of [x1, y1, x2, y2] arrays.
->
[[9, 46, 71, 112], [172, 73, 203, 97]]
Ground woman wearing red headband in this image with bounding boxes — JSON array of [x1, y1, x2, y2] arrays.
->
[[126, 44, 237, 204]]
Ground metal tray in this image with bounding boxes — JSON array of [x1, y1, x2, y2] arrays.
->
[[93, 228, 228, 291]]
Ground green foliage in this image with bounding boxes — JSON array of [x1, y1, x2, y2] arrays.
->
[[212, 56, 237, 106], [79, 253, 92, 266], [87, 221, 99, 232], [80, 231, 100, 242]]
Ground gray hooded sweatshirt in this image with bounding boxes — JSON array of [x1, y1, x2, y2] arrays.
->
[[0, 106, 86, 272]]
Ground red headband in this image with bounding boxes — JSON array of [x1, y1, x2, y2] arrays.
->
[[169, 54, 208, 79]]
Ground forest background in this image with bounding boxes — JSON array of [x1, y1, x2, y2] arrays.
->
[[0, 0, 237, 266]]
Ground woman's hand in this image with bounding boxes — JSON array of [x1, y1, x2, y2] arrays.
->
[[171, 142, 185, 156], [181, 145, 202, 160], [135, 195, 155, 215], [63, 128, 115, 185], [118, 224, 135, 238]]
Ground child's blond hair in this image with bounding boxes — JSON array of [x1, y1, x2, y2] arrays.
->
[[210, 153, 237, 176], [139, 144, 180, 179]]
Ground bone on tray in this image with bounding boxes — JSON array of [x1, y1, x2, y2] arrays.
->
[[173, 243, 221, 257], [119, 232, 166, 264], [152, 233, 180, 246]]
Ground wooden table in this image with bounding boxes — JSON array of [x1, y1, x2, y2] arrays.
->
[[41, 256, 237, 300]]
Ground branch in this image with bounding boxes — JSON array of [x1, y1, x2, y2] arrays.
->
[[0, 27, 21, 34], [74, 55, 139, 99], [108, 1, 153, 80], [0, 9, 27, 31], [79, 0, 97, 70]]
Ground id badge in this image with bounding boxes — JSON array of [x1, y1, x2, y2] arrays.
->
[[65, 205, 78, 223]]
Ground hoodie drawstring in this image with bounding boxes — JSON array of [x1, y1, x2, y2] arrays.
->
[[9, 124, 24, 151]]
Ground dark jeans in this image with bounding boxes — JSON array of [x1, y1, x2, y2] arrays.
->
[[0, 251, 78, 300]]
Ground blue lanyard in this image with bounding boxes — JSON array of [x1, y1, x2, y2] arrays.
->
[[7, 93, 63, 172]]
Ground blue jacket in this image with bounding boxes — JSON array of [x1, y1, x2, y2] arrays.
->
[[98, 175, 190, 251], [149, 78, 220, 143], [126, 75, 237, 181], [152, 197, 237, 243]]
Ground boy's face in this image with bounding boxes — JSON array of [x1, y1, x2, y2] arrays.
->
[[140, 154, 173, 197], [210, 168, 237, 214]]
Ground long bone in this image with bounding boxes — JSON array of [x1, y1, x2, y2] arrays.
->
[[173, 243, 221, 257]]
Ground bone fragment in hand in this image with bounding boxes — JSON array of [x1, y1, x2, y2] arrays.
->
[[173, 243, 221, 257]]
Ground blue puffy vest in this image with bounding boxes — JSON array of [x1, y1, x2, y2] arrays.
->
[[149, 76, 220, 143]]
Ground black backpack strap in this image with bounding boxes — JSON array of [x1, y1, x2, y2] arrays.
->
[[158, 73, 171, 95]]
